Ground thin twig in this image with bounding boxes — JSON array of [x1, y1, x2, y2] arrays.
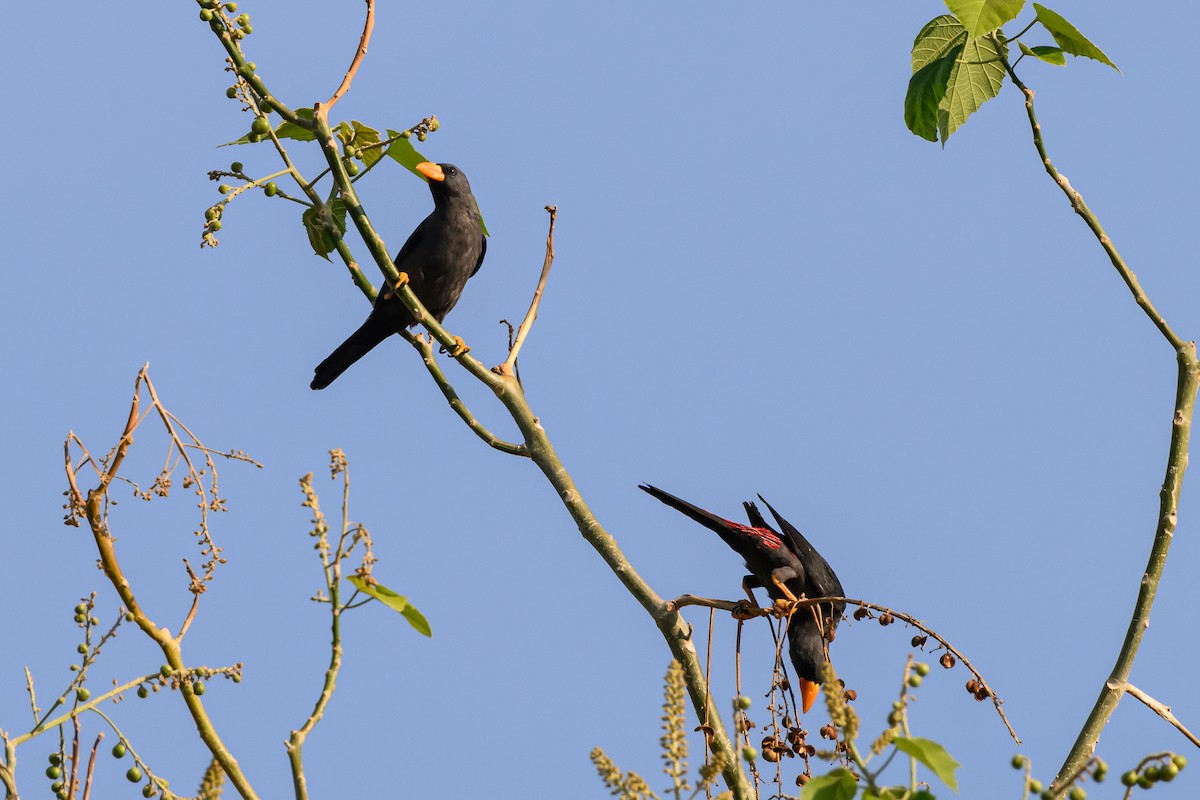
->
[[496, 205, 558, 379], [1119, 682, 1200, 748], [323, 0, 375, 111], [81, 732, 104, 800], [667, 593, 1019, 744]]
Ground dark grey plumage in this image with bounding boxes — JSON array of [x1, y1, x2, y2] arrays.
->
[[639, 484, 844, 712], [311, 162, 486, 390]]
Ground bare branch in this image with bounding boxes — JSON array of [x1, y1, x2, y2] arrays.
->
[[324, 0, 375, 111], [496, 205, 558, 379], [1120, 682, 1200, 749]]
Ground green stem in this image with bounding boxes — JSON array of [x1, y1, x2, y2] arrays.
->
[[991, 42, 1200, 796]]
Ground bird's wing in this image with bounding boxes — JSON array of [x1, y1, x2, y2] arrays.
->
[[757, 496, 845, 602], [640, 484, 765, 556], [470, 234, 486, 278], [743, 500, 771, 530], [392, 214, 429, 270]]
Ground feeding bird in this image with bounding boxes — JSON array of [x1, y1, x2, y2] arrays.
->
[[639, 484, 845, 713], [311, 161, 486, 390]]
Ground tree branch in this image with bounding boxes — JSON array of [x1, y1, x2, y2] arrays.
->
[[1119, 681, 1200, 749], [323, 0, 374, 111], [496, 205, 557, 379]]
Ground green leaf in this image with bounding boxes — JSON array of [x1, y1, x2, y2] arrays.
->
[[1032, 4, 1119, 71], [1019, 42, 1066, 66], [894, 737, 961, 791], [274, 107, 318, 142], [939, 31, 1007, 143], [912, 15, 969, 73], [800, 767, 858, 800], [905, 45, 961, 142], [348, 121, 384, 168], [300, 198, 347, 261], [385, 131, 433, 178], [347, 575, 432, 637], [944, 0, 1024, 38]]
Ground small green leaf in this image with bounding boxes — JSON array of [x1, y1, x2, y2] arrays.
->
[[1019, 42, 1066, 65], [944, 0, 1025, 38], [349, 121, 384, 168], [300, 198, 347, 260], [894, 736, 961, 791], [385, 131, 432, 178], [347, 575, 432, 637], [274, 107, 318, 142], [905, 46, 961, 142], [1032, 4, 1119, 71], [800, 767, 858, 800], [939, 32, 1007, 143]]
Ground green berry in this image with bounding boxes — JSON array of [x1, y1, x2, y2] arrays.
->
[[46, 765, 62, 780], [1120, 770, 1137, 787], [193, 680, 206, 696], [205, 206, 220, 221], [200, 8, 214, 21], [241, 24, 253, 34], [74, 603, 87, 614], [217, 184, 231, 194], [264, 182, 278, 197], [1144, 765, 1160, 782], [232, 673, 242, 683], [250, 117, 270, 135], [76, 687, 90, 702], [1161, 762, 1178, 781], [89, 617, 98, 626], [137, 685, 149, 698], [1068, 786, 1085, 800], [1011, 755, 1025, 769], [1028, 779, 1042, 793], [907, 675, 922, 688], [1172, 754, 1187, 770], [69, 664, 80, 672], [112, 742, 127, 759], [74, 614, 86, 624], [160, 665, 172, 678], [49, 753, 61, 766], [235, 13, 249, 25], [736, 695, 752, 710], [230, 161, 243, 173], [77, 644, 88, 654], [741, 746, 756, 762], [914, 661, 930, 676], [224, 1, 237, 10], [346, 161, 359, 176], [1040, 793, 1054, 800], [400, 130, 411, 139], [258, 97, 273, 113], [126, 766, 142, 783], [1137, 775, 1153, 789], [417, 131, 427, 142], [142, 784, 156, 798], [51, 781, 64, 792], [209, 220, 222, 232], [209, 18, 223, 32], [225, 86, 237, 99]]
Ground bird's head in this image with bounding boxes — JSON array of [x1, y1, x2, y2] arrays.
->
[[788, 612, 832, 714], [416, 161, 475, 203]]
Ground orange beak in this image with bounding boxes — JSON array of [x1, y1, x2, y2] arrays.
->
[[799, 679, 820, 714], [415, 161, 445, 182]]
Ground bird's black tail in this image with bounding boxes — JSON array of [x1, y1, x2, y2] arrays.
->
[[310, 316, 394, 390], [639, 484, 747, 551]]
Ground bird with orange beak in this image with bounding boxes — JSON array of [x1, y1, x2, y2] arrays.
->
[[639, 485, 845, 713], [311, 161, 486, 389]]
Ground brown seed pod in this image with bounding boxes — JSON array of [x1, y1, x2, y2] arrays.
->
[[974, 684, 991, 701], [912, 635, 928, 647], [845, 689, 858, 702], [940, 652, 956, 669], [853, 607, 870, 621], [806, 745, 817, 757], [879, 613, 894, 626], [965, 679, 980, 695], [796, 773, 811, 787], [787, 728, 807, 751]]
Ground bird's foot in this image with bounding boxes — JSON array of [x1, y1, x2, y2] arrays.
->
[[393, 271, 410, 288], [381, 273, 409, 300], [773, 598, 795, 618], [448, 336, 471, 357], [731, 600, 759, 620]]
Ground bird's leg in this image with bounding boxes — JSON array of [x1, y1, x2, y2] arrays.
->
[[770, 570, 801, 617], [733, 575, 762, 619], [448, 336, 471, 357]]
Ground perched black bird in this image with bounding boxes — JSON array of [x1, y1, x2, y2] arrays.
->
[[311, 161, 486, 390], [639, 484, 845, 713]]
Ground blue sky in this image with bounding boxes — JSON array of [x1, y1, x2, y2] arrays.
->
[[3, 2, 1198, 798]]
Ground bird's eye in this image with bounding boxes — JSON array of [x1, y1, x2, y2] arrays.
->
[[447, 167, 457, 175]]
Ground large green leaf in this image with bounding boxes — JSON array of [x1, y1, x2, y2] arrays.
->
[[912, 15, 969, 72], [1033, 4, 1119, 71], [800, 768, 858, 800], [347, 575, 432, 637], [1019, 42, 1066, 66], [905, 47, 961, 142], [300, 198, 347, 261], [894, 737, 961, 791], [385, 131, 432, 178], [944, 0, 1025, 38], [939, 32, 1008, 142]]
